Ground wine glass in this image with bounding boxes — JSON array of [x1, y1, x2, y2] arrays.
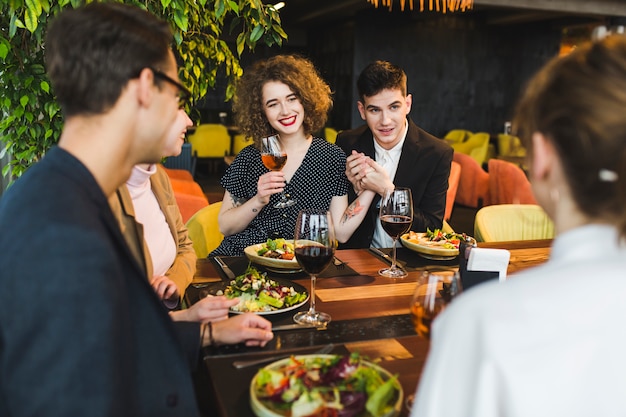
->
[[409, 270, 462, 339], [405, 270, 462, 412], [378, 188, 413, 278], [260, 134, 296, 208], [293, 209, 335, 327]]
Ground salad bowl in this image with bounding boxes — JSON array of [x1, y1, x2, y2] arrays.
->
[[250, 354, 403, 417]]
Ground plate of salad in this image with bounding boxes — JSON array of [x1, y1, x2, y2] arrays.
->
[[250, 353, 403, 417], [245, 238, 301, 271], [400, 228, 474, 260], [209, 265, 309, 315]]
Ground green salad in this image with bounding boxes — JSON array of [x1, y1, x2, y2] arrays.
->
[[252, 353, 401, 417], [216, 265, 307, 313]]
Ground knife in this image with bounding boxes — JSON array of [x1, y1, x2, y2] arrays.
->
[[214, 256, 236, 280], [272, 323, 327, 332], [369, 247, 393, 264]]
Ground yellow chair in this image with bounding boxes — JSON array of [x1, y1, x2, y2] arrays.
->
[[497, 133, 526, 157], [324, 127, 338, 144], [474, 204, 555, 242], [188, 124, 231, 173], [444, 129, 472, 144], [451, 132, 490, 167], [185, 201, 223, 258], [232, 134, 254, 155]]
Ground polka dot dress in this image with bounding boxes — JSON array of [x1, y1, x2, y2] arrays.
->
[[210, 137, 349, 256]]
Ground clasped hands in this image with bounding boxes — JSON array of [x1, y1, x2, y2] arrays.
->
[[345, 150, 394, 196]]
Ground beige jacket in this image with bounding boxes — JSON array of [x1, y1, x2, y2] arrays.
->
[[109, 165, 196, 296]]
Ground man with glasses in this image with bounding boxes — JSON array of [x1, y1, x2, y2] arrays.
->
[[0, 3, 272, 416]]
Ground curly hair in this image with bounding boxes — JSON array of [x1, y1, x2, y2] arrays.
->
[[232, 55, 333, 148]]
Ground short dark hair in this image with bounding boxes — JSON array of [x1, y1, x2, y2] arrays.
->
[[356, 60, 407, 101], [45, 2, 173, 117]]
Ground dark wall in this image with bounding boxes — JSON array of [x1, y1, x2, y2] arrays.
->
[[307, 10, 560, 138], [197, 10, 560, 139]]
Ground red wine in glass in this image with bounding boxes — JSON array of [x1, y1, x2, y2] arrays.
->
[[293, 209, 335, 327], [380, 215, 412, 239], [378, 188, 413, 278], [294, 246, 334, 275]]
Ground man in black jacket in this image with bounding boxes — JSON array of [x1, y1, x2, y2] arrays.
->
[[336, 61, 453, 249], [0, 4, 271, 416]]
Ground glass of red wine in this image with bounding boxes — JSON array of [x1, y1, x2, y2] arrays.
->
[[293, 209, 335, 327], [261, 134, 296, 208], [378, 187, 413, 278]]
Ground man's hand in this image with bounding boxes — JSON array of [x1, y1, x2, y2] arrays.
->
[[171, 295, 239, 323], [211, 313, 274, 347], [345, 150, 373, 194], [359, 159, 395, 196]]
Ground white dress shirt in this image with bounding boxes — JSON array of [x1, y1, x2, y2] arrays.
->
[[412, 224, 626, 417], [371, 121, 408, 248]]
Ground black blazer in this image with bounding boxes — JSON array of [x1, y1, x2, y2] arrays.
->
[[336, 118, 453, 248]]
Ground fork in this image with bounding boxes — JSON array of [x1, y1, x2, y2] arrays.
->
[[232, 343, 334, 369]]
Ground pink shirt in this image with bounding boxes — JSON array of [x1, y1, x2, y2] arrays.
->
[[126, 165, 177, 277]]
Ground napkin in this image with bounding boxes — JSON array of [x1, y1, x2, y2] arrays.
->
[[467, 247, 511, 281]]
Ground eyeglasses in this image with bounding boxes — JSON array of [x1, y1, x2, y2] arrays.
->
[[149, 68, 192, 109]]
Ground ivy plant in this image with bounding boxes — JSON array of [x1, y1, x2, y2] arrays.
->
[[0, 0, 287, 180]]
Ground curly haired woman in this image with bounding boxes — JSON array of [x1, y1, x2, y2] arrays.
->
[[211, 55, 375, 256]]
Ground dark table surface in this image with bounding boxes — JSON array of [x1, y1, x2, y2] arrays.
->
[[189, 241, 552, 416]]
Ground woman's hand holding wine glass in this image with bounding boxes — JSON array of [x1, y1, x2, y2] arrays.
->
[[260, 135, 296, 208], [293, 209, 335, 327]]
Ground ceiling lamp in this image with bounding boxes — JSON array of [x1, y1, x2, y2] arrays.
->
[[367, 0, 473, 13]]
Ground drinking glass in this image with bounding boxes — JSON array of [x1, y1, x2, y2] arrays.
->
[[409, 270, 463, 339], [405, 270, 461, 412], [293, 209, 335, 327], [260, 134, 296, 208], [378, 187, 413, 278]]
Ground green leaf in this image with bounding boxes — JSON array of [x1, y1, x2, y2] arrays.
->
[[24, 4, 39, 33], [236, 32, 245, 56], [249, 24, 263, 43], [228, 0, 239, 14], [19, 95, 29, 107], [40, 81, 49, 93]]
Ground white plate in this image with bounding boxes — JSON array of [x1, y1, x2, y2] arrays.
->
[[400, 232, 472, 260], [202, 278, 309, 316], [244, 240, 301, 271], [250, 354, 403, 417]]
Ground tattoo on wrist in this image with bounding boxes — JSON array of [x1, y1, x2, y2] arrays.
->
[[342, 201, 364, 223], [231, 196, 247, 208]]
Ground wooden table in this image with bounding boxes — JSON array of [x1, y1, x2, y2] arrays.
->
[[191, 240, 552, 417]]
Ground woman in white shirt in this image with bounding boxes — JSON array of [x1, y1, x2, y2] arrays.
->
[[413, 35, 626, 417]]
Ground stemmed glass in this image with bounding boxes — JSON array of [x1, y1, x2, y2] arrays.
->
[[406, 270, 462, 411], [378, 187, 413, 278], [293, 209, 335, 327], [260, 134, 296, 208]]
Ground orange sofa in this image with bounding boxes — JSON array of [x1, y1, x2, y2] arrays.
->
[[163, 167, 209, 223]]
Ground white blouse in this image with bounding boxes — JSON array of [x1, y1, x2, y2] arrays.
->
[[412, 224, 626, 417]]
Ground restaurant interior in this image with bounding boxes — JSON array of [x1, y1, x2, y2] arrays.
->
[[153, 1, 626, 417], [3, 1, 626, 416]]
